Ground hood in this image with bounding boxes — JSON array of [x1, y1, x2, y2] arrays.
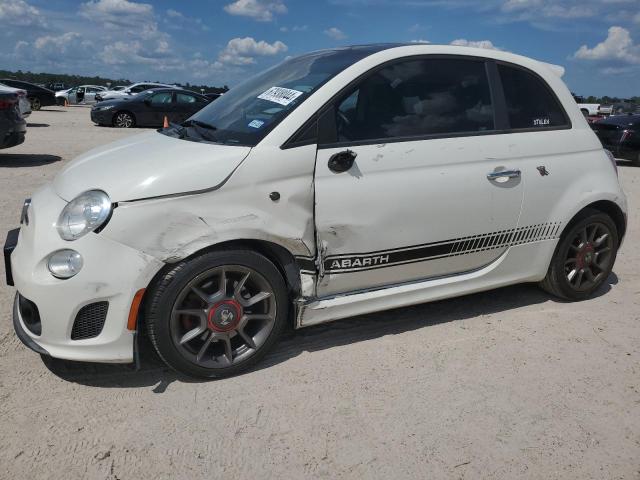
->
[[93, 97, 133, 108], [100, 91, 127, 99], [53, 131, 251, 202]]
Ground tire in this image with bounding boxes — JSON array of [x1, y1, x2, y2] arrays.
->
[[30, 97, 41, 111], [540, 208, 618, 300], [145, 250, 289, 378], [113, 111, 135, 128]]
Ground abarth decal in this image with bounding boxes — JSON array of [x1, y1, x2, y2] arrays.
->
[[320, 222, 563, 274]]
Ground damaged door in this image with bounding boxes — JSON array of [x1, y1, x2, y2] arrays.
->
[[313, 56, 524, 296]]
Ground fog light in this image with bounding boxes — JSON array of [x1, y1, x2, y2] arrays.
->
[[47, 249, 83, 279]]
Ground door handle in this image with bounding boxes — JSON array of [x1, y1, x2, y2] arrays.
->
[[328, 150, 357, 173], [487, 169, 521, 180]]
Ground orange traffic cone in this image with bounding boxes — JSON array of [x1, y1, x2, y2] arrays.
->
[[163, 115, 169, 128]]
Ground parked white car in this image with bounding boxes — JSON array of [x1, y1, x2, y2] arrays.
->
[[574, 96, 613, 116], [96, 82, 180, 102], [6, 44, 627, 378], [55, 85, 107, 105], [0, 83, 31, 117]]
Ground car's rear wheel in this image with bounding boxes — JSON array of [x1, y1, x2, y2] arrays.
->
[[30, 97, 41, 111], [540, 209, 618, 300], [113, 111, 135, 128], [145, 250, 288, 378]]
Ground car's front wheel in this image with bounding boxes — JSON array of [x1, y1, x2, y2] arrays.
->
[[540, 209, 618, 300], [113, 111, 135, 128], [145, 250, 288, 378]]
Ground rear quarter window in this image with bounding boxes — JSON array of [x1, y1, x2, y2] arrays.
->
[[498, 64, 569, 130]]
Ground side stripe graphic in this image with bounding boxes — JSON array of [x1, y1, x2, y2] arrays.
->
[[322, 222, 562, 274], [295, 256, 316, 274]]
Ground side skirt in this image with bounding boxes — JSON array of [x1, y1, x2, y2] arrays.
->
[[295, 239, 557, 328]]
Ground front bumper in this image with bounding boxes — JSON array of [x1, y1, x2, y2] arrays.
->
[[12, 294, 49, 356], [7, 184, 164, 363], [90, 109, 113, 125]]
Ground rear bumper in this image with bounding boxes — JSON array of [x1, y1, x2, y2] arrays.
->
[[1, 130, 25, 149], [617, 146, 639, 162], [38, 95, 57, 108]]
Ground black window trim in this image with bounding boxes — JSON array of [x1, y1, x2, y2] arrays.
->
[[281, 54, 572, 150]]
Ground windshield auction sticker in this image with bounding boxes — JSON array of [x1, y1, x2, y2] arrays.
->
[[257, 86, 304, 106]]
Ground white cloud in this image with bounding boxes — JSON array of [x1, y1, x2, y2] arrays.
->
[[410, 39, 431, 43], [80, 0, 156, 34], [450, 39, 501, 50], [223, 0, 287, 22], [163, 7, 209, 31], [218, 36, 288, 65], [280, 24, 308, 32], [0, 0, 46, 27], [166, 8, 183, 18], [34, 32, 82, 54], [573, 26, 640, 64], [501, 0, 601, 20], [324, 27, 347, 40], [81, 0, 152, 18]]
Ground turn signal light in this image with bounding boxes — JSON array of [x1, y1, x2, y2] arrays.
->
[[127, 289, 146, 331]]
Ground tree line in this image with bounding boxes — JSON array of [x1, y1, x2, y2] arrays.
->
[[0, 69, 229, 94], [574, 93, 640, 105]]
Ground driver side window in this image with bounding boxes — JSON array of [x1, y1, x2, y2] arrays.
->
[[335, 57, 495, 143], [150, 92, 173, 105]]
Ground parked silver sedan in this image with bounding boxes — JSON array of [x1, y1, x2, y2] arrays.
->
[[55, 85, 107, 105]]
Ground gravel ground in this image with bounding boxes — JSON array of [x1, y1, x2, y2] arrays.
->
[[1, 106, 639, 480]]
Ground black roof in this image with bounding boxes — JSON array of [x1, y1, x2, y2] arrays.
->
[[143, 87, 206, 96]]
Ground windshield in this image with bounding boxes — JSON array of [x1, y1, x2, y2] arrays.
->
[[170, 46, 393, 146]]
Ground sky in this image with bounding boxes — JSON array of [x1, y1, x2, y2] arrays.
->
[[0, 0, 638, 97]]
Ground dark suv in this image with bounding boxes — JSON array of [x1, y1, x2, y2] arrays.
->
[[0, 91, 26, 149], [591, 114, 640, 166]]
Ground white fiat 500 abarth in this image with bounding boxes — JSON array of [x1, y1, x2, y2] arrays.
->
[[5, 44, 627, 378]]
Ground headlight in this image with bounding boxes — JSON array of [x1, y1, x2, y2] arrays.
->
[[98, 105, 114, 111], [48, 250, 83, 279], [57, 190, 112, 241]]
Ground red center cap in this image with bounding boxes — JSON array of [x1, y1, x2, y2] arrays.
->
[[576, 243, 595, 269], [208, 300, 242, 332]]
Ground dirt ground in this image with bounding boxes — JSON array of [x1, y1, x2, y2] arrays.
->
[[0, 106, 638, 480]]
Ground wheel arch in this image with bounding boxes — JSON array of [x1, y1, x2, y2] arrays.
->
[[563, 200, 626, 244], [146, 238, 303, 302]]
